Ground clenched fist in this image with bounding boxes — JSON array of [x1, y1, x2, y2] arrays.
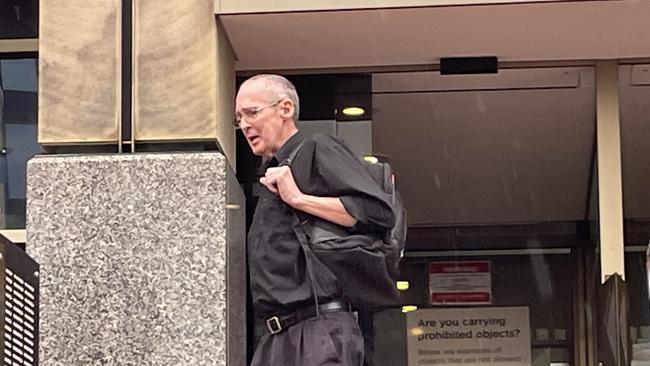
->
[[260, 166, 304, 207]]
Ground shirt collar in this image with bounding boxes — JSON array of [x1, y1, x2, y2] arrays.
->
[[274, 130, 305, 165]]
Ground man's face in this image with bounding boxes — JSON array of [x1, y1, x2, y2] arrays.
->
[[235, 83, 285, 157]]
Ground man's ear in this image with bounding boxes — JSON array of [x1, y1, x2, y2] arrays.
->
[[279, 99, 294, 120]]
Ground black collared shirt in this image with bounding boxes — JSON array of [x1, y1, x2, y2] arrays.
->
[[248, 131, 395, 315]]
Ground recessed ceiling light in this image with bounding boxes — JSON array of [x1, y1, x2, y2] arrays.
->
[[396, 281, 410, 291], [402, 305, 418, 313], [342, 106, 365, 116], [363, 156, 379, 164]]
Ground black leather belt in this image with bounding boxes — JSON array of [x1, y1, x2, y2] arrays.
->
[[265, 299, 350, 335]]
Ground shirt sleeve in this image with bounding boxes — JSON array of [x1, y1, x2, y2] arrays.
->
[[340, 194, 395, 232], [310, 134, 395, 231]]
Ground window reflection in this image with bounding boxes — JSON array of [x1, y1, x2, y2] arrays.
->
[[0, 57, 39, 228], [372, 247, 577, 366], [620, 63, 650, 365], [366, 68, 596, 366]]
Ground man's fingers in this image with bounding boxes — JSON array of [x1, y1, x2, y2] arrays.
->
[[265, 167, 290, 184], [260, 177, 278, 194], [266, 167, 287, 180]]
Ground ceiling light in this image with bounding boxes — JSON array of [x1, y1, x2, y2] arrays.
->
[[342, 106, 365, 116], [363, 156, 379, 164], [396, 281, 410, 291], [402, 305, 418, 313]]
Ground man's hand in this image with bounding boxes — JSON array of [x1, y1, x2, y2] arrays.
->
[[260, 166, 303, 207], [261, 166, 357, 227]]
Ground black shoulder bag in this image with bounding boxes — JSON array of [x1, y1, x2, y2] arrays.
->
[[283, 140, 400, 310]]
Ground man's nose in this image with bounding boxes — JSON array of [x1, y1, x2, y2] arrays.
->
[[239, 118, 251, 130]]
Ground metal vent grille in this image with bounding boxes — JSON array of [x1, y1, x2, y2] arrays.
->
[[4, 268, 37, 365], [0, 241, 40, 366]]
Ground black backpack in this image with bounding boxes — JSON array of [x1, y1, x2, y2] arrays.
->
[[364, 159, 407, 279], [285, 140, 407, 309]]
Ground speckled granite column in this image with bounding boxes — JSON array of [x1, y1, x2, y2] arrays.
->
[[25, 152, 246, 366]]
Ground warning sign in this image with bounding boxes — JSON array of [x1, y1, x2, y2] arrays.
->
[[429, 261, 491, 305], [406, 307, 531, 366]]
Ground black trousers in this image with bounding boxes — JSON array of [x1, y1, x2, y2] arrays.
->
[[250, 312, 364, 366]]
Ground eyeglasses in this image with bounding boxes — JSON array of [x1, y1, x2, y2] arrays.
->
[[234, 99, 283, 127]]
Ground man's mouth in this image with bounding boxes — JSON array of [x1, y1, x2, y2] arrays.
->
[[248, 135, 260, 145]]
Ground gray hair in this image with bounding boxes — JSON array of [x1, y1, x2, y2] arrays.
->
[[244, 74, 300, 122]]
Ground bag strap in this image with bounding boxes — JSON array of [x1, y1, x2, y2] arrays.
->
[[291, 218, 322, 315], [284, 139, 349, 242], [280, 138, 322, 315], [283, 138, 306, 167]]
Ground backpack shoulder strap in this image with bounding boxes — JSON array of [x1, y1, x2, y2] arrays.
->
[[281, 139, 307, 167], [279, 137, 324, 311]]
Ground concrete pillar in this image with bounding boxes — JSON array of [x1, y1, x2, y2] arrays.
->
[[26, 152, 245, 365]]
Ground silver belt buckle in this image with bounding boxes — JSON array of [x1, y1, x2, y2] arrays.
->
[[266, 316, 283, 335]]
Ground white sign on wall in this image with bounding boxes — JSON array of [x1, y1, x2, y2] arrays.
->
[[406, 307, 531, 366]]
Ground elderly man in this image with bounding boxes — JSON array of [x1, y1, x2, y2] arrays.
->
[[236, 74, 394, 366]]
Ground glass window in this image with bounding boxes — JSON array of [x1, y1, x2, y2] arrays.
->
[[369, 67, 597, 366], [620, 63, 650, 364], [374, 252, 576, 366], [0, 57, 39, 228], [0, 0, 38, 39]]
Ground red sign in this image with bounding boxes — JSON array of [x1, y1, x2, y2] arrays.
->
[[429, 261, 492, 305]]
